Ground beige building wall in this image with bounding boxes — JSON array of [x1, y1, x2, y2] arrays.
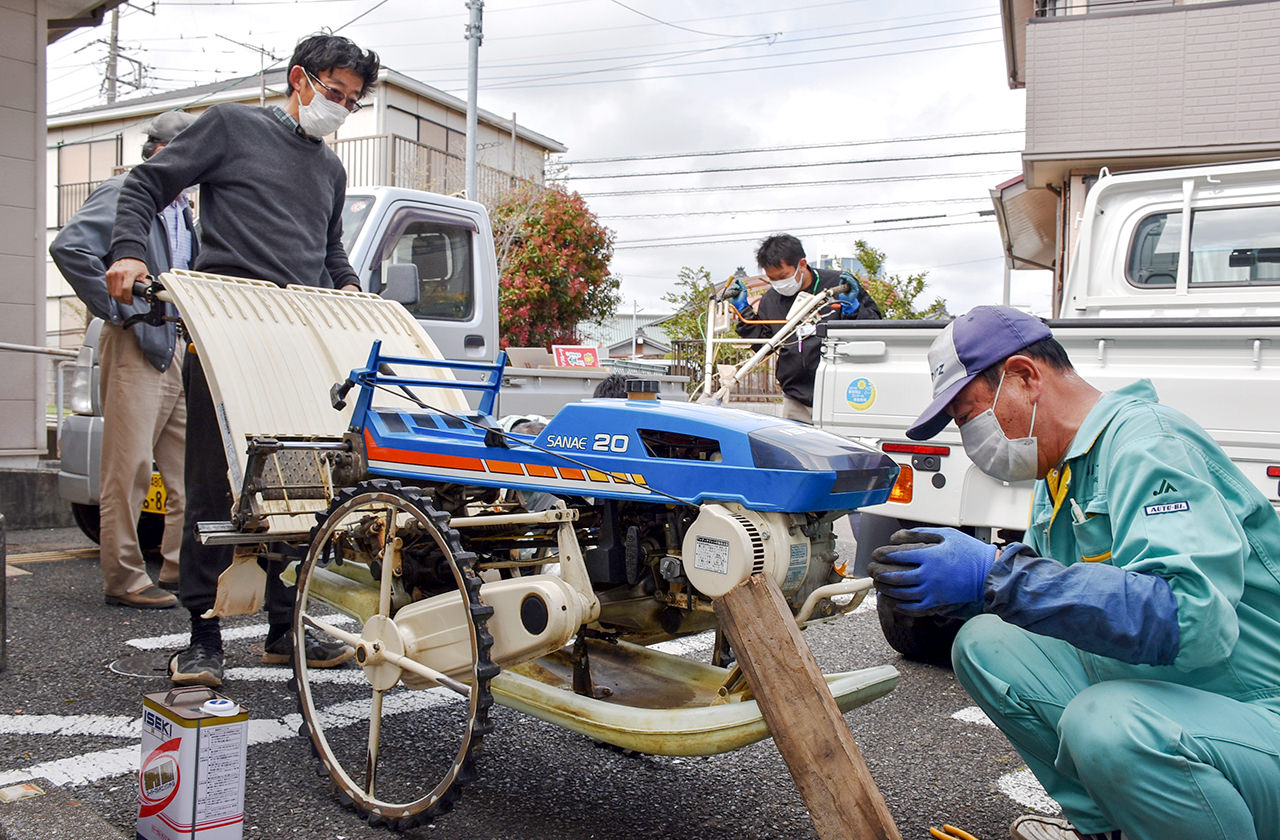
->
[[0, 0, 45, 463], [1023, 0, 1280, 187]]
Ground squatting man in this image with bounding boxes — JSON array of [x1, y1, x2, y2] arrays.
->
[[868, 305, 1280, 840]]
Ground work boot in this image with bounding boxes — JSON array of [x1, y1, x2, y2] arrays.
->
[[169, 643, 224, 688], [105, 584, 177, 609], [262, 629, 354, 668], [1010, 815, 1124, 840]]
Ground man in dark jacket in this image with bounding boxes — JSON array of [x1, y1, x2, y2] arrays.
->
[[730, 233, 883, 423], [50, 110, 198, 609], [104, 33, 380, 688]]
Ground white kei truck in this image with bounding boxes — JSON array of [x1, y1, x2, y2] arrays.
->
[[813, 158, 1280, 662], [57, 186, 683, 545]]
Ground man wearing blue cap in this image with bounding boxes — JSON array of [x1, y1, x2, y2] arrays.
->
[[869, 306, 1280, 840]]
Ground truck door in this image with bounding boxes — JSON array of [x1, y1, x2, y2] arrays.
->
[[364, 203, 494, 362]]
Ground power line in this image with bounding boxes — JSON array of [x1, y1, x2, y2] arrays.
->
[[559, 128, 1022, 166], [600, 196, 988, 220], [607, 0, 776, 39], [577, 169, 1014, 198], [613, 216, 995, 250], [563, 148, 1019, 180], [428, 21, 998, 88]]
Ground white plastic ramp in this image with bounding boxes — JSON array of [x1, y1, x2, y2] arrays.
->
[[158, 270, 470, 530]]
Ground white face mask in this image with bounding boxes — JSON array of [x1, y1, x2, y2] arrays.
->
[[766, 265, 803, 297], [298, 74, 350, 138], [959, 370, 1039, 482]]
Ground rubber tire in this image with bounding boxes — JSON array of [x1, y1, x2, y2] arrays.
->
[[69, 503, 165, 551], [875, 594, 964, 668]]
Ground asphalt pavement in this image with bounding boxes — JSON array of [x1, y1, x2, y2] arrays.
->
[[0, 525, 1055, 840]]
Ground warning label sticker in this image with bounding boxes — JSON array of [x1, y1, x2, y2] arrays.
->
[[693, 536, 730, 575]]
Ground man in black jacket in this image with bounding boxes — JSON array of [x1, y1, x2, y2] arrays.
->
[[730, 233, 883, 423]]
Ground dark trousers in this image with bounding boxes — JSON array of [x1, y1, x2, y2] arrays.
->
[[179, 351, 293, 625]]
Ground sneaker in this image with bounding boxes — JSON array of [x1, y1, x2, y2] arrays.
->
[[1010, 815, 1123, 840], [169, 644, 224, 688], [261, 629, 355, 668], [105, 585, 177, 609]]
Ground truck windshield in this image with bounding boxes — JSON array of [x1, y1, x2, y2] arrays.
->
[[341, 194, 376, 255]]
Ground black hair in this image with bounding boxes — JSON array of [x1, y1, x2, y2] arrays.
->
[[141, 139, 161, 160], [755, 234, 805, 270], [977, 336, 1074, 390], [288, 33, 380, 98], [592, 373, 631, 399]]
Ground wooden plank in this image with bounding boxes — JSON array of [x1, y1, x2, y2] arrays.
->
[[714, 573, 900, 840], [6, 548, 98, 565]]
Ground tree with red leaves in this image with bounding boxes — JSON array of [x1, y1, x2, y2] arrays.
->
[[491, 184, 619, 349]]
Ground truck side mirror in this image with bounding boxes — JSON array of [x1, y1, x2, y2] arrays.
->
[[382, 263, 420, 307]]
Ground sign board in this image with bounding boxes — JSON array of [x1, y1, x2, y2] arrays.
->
[[551, 345, 601, 368]]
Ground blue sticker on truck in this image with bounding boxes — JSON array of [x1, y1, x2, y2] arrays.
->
[[846, 378, 876, 411]]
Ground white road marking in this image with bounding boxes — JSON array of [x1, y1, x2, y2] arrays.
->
[[951, 706, 995, 727], [998, 768, 1062, 815], [0, 686, 451, 788], [223, 666, 368, 685], [126, 614, 359, 652], [0, 714, 138, 738]]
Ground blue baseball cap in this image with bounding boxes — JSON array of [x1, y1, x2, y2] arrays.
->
[[906, 306, 1052, 440]]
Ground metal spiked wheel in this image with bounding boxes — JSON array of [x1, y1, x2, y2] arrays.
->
[[292, 479, 496, 829]]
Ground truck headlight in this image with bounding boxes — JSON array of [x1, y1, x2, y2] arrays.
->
[[69, 363, 93, 414]]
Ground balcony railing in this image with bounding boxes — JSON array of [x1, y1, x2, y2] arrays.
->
[[1035, 0, 1176, 17], [54, 134, 536, 226], [56, 181, 102, 228], [331, 134, 533, 208]]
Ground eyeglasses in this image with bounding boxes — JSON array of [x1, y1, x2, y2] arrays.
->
[[305, 70, 363, 113]]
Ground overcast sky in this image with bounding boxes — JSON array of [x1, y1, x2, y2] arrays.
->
[[48, 0, 1052, 318]]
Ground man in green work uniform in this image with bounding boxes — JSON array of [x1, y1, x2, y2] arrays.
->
[[868, 305, 1280, 840]]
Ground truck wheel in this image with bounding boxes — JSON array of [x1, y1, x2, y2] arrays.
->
[[69, 503, 165, 551], [875, 595, 964, 668]]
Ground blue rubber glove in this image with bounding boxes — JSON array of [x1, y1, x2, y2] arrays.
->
[[836, 279, 862, 316], [868, 527, 997, 616], [726, 277, 749, 312]]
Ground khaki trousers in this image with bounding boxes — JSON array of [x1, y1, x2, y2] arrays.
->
[[781, 395, 813, 424], [97, 323, 186, 597]]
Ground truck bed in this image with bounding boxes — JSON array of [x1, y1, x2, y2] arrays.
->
[[814, 317, 1280, 531]]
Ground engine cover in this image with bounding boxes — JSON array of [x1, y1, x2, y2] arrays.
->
[[680, 503, 810, 598]]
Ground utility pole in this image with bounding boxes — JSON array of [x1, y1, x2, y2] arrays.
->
[[510, 112, 517, 186], [216, 35, 277, 107], [104, 8, 119, 103], [464, 0, 484, 200]]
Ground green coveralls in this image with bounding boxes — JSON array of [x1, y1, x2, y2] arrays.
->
[[952, 381, 1280, 840]]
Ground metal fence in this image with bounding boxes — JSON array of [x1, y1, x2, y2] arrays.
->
[[670, 339, 782, 401], [331, 134, 532, 207], [55, 134, 533, 226], [1034, 0, 1174, 17]]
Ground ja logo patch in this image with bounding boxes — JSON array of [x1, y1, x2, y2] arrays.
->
[[1152, 479, 1178, 496]]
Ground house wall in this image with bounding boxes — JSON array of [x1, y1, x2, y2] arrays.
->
[[0, 0, 45, 462], [1023, 0, 1280, 187]]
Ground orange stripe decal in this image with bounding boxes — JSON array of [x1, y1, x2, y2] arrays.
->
[[486, 460, 525, 476], [559, 467, 585, 480], [587, 469, 609, 482], [365, 429, 485, 472], [610, 472, 628, 482], [526, 464, 557, 478]]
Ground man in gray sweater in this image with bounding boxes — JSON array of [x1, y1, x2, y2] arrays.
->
[[105, 33, 380, 688]]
